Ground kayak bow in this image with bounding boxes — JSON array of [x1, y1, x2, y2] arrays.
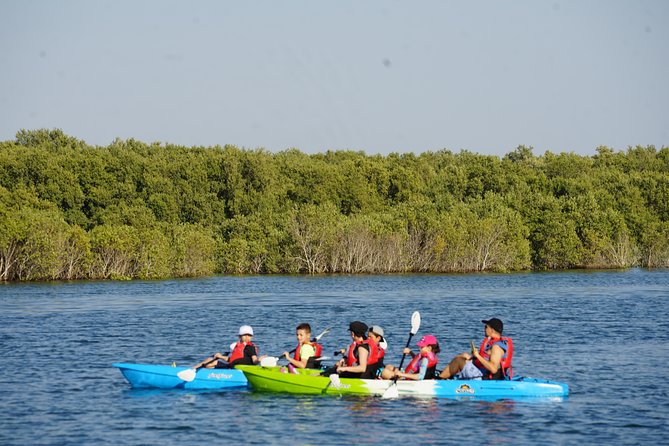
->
[[113, 363, 248, 389]]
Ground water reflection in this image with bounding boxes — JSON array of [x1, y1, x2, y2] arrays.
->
[[476, 399, 517, 415]]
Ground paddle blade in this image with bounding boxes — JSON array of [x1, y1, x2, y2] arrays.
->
[[328, 374, 342, 389], [410, 311, 421, 335], [314, 327, 332, 342], [260, 356, 278, 367], [177, 368, 197, 382], [382, 382, 399, 399]]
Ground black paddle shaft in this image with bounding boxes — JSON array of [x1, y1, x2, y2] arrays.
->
[[396, 332, 415, 371]]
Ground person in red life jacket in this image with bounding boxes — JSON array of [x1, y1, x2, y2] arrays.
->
[[367, 325, 387, 377], [382, 334, 440, 380], [282, 322, 323, 369], [192, 325, 260, 369], [336, 321, 380, 379], [438, 318, 513, 380]]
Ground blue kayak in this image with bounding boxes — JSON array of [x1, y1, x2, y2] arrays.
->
[[113, 363, 248, 389]]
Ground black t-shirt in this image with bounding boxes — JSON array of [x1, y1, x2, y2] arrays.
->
[[230, 344, 257, 366], [214, 344, 257, 368]]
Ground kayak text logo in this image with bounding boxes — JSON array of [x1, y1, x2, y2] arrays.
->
[[207, 372, 234, 380]]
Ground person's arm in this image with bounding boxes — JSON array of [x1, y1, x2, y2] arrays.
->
[[337, 345, 369, 374], [471, 343, 503, 374], [244, 344, 260, 365], [284, 344, 315, 368], [395, 357, 428, 381]]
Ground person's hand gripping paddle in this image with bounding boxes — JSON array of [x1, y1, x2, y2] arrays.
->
[[176, 354, 221, 382], [382, 311, 421, 399]]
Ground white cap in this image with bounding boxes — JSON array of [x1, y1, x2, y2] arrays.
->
[[369, 325, 384, 338], [239, 325, 254, 336]]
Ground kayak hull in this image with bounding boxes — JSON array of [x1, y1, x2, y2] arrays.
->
[[237, 365, 568, 400], [113, 363, 248, 389]]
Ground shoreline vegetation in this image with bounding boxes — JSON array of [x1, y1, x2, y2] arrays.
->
[[1, 129, 668, 282]]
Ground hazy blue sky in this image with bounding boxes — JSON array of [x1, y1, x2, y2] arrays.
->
[[2, 0, 667, 157]]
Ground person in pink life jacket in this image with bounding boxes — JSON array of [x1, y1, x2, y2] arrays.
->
[[382, 334, 440, 380], [192, 325, 260, 369], [439, 318, 513, 380]]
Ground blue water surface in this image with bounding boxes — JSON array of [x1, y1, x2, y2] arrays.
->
[[1, 270, 668, 445]]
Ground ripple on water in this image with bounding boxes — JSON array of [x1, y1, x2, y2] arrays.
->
[[1, 270, 668, 445]]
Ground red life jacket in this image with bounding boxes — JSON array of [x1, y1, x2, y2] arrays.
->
[[228, 341, 257, 364], [293, 342, 323, 361], [346, 339, 380, 367], [473, 336, 513, 379], [367, 337, 384, 363], [405, 351, 439, 379]]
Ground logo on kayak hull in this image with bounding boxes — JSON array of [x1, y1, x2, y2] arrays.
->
[[456, 384, 475, 394], [207, 372, 234, 380]]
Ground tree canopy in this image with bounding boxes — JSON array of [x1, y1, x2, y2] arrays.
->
[[1, 129, 667, 281]]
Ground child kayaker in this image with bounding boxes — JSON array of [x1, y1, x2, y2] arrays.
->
[[382, 334, 440, 380], [367, 325, 387, 377], [193, 325, 260, 369], [282, 322, 323, 369]]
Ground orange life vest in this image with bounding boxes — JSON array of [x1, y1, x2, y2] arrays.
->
[[294, 342, 323, 361], [473, 336, 513, 379], [228, 341, 258, 365], [346, 339, 380, 367]]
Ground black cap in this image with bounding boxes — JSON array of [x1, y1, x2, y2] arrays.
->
[[349, 321, 368, 337], [482, 318, 503, 334]]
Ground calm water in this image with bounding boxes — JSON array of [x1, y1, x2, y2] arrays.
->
[[1, 270, 668, 445]]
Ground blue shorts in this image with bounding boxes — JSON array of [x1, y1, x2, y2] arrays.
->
[[457, 361, 483, 379]]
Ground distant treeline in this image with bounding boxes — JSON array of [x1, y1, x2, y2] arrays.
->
[[1, 129, 668, 281]]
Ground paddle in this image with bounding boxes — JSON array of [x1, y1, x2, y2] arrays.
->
[[382, 311, 421, 399], [176, 354, 219, 382], [325, 372, 343, 394], [259, 326, 332, 367], [177, 341, 237, 382]]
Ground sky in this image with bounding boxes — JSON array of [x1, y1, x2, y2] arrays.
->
[[1, 0, 667, 157]]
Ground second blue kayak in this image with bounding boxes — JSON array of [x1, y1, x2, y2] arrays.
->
[[113, 362, 248, 389]]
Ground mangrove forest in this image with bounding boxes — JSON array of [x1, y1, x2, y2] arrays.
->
[[1, 128, 668, 281]]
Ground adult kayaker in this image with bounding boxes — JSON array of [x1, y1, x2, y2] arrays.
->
[[438, 318, 513, 380], [193, 325, 260, 369], [381, 334, 440, 380], [336, 321, 380, 379], [282, 322, 323, 369]]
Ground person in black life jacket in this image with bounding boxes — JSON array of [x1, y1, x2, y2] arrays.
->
[[282, 322, 323, 369], [192, 325, 260, 369], [439, 318, 513, 380], [336, 321, 380, 379]]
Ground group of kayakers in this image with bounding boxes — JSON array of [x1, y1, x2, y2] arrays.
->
[[193, 317, 513, 381]]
